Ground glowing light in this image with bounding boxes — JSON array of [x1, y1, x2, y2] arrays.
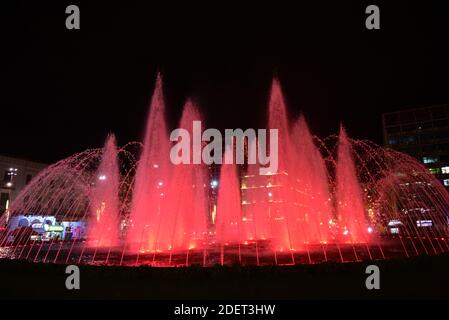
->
[[98, 175, 107, 181], [211, 180, 218, 188], [388, 220, 402, 227], [367, 227, 373, 234], [211, 205, 217, 224], [390, 228, 399, 234], [6, 182, 12, 187]]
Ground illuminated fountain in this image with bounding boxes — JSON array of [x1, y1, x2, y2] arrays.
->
[[215, 145, 245, 264], [1, 74, 448, 267], [126, 74, 171, 254], [87, 134, 120, 248]]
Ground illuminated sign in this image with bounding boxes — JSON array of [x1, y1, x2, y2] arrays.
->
[[32, 223, 44, 229], [416, 220, 432, 227], [47, 225, 64, 232], [388, 220, 402, 227], [390, 227, 399, 234]]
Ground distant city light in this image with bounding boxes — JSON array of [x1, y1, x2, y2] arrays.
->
[[423, 156, 438, 164], [153, 164, 159, 168], [388, 220, 402, 227], [416, 220, 432, 227], [367, 227, 373, 234], [390, 227, 399, 234], [268, 192, 273, 197], [98, 175, 107, 181], [6, 182, 12, 187], [211, 180, 218, 188], [158, 181, 163, 186]]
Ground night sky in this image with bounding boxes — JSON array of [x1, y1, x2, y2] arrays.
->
[[1, 1, 449, 164]]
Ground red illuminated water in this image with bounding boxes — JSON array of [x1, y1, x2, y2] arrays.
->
[[335, 127, 369, 243], [216, 145, 244, 244], [163, 100, 209, 251], [291, 115, 333, 245], [126, 74, 172, 253], [1, 74, 449, 267], [87, 134, 120, 247]]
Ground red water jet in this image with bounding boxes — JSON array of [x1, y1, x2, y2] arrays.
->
[[87, 134, 120, 247]]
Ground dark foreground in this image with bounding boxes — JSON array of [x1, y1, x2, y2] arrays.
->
[[1, 253, 449, 299]]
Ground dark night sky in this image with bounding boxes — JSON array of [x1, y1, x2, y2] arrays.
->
[[1, 1, 449, 164]]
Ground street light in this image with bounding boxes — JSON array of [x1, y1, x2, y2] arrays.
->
[[4, 168, 18, 219]]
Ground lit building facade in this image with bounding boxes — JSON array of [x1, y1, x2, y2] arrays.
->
[[382, 104, 449, 190], [0, 155, 47, 214]]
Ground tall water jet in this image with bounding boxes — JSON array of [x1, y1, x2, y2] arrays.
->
[[215, 146, 244, 244], [162, 100, 209, 251], [335, 126, 369, 243], [242, 159, 272, 241], [266, 77, 298, 251], [127, 74, 171, 252], [87, 134, 120, 247], [291, 116, 333, 244], [267, 77, 293, 172]]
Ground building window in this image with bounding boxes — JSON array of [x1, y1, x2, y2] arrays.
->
[[385, 114, 400, 126], [386, 126, 402, 134], [415, 109, 431, 121], [433, 119, 448, 128], [3, 171, 12, 182], [388, 138, 398, 145], [431, 107, 448, 120], [3, 168, 18, 182], [441, 167, 449, 174], [444, 179, 449, 186], [423, 157, 438, 164], [429, 168, 441, 175], [0, 193, 9, 209], [400, 111, 415, 123], [403, 136, 416, 144], [402, 124, 416, 132]]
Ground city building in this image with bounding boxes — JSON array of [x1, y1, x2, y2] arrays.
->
[[0, 155, 47, 214], [382, 104, 449, 190]]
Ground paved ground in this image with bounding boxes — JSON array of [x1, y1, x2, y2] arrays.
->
[[1, 252, 448, 299]]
